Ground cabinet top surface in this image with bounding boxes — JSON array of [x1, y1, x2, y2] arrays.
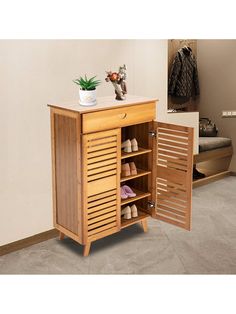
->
[[48, 95, 158, 113]]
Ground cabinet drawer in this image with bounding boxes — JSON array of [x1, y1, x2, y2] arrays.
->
[[82, 102, 155, 133]]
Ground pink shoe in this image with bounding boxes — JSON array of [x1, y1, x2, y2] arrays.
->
[[121, 186, 128, 199], [123, 185, 136, 198]]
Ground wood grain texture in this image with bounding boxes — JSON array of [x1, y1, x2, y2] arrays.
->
[[150, 121, 158, 212], [87, 176, 117, 197], [51, 108, 83, 243], [88, 201, 116, 214], [121, 211, 149, 229], [82, 129, 121, 242], [193, 146, 233, 188], [82, 102, 155, 133], [121, 147, 152, 159], [153, 122, 193, 230], [54, 223, 81, 243], [50, 109, 57, 228], [47, 97, 197, 255], [122, 122, 154, 213], [88, 227, 118, 242], [59, 232, 65, 240], [194, 145, 233, 163], [120, 169, 151, 183], [48, 98, 160, 256], [140, 219, 148, 232], [121, 188, 151, 206], [83, 242, 91, 257], [53, 111, 80, 236]]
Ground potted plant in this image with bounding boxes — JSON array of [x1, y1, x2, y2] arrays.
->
[[73, 75, 101, 106]]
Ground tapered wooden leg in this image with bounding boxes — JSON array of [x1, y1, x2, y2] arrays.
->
[[141, 219, 148, 233], [59, 231, 65, 240], [83, 242, 91, 257]]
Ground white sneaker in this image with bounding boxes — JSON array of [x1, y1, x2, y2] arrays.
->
[[121, 206, 132, 219], [131, 138, 138, 151], [131, 204, 138, 217], [121, 139, 132, 153]]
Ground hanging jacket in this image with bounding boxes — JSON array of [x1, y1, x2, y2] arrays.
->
[[168, 47, 200, 98]]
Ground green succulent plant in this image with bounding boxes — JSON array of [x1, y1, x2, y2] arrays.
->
[[73, 75, 101, 90]]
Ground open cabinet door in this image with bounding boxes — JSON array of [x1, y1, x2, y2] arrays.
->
[[152, 122, 194, 230]]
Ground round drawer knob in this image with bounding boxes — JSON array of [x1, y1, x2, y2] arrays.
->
[[119, 113, 127, 119]]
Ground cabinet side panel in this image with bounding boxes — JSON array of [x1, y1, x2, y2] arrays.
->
[[54, 113, 78, 235]]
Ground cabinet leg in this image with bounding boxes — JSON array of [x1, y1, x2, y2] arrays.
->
[[83, 242, 91, 257], [59, 231, 65, 240], [141, 219, 148, 233]]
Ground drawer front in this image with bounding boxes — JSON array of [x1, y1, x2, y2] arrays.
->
[[82, 102, 156, 133]]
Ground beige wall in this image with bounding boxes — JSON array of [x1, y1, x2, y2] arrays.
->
[[197, 40, 236, 171], [167, 112, 199, 154], [0, 40, 168, 245]]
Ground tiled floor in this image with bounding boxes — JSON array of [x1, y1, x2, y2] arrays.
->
[[1, 176, 236, 274]]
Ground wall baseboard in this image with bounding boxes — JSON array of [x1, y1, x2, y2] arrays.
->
[[0, 229, 59, 257]]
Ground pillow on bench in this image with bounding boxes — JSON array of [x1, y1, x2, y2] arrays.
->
[[199, 137, 232, 152]]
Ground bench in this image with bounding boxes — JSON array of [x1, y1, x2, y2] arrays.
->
[[193, 137, 233, 187]]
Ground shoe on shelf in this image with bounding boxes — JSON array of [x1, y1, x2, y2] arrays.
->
[[121, 139, 132, 153], [121, 206, 132, 219], [129, 161, 137, 175], [131, 138, 138, 152], [121, 163, 131, 177], [122, 185, 136, 198], [121, 186, 128, 199], [131, 204, 138, 217], [193, 167, 206, 180]]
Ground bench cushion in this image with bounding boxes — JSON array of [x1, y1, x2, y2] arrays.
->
[[199, 137, 232, 152]]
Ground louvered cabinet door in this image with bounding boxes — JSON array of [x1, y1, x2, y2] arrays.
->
[[82, 129, 121, 243], [153, 122, 194, 230]]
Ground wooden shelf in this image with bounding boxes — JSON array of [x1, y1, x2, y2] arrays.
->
[[121, 210, 149, 229], [193, 169, 231, 188], [121, 188, 151, 206], [121, 147, 152, 160], [120, 168, 151, 183]]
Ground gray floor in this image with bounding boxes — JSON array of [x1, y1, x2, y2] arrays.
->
[[1, 176, 236, 274]]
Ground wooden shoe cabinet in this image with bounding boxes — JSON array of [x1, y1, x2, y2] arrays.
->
[[48, 95, 193, 256]]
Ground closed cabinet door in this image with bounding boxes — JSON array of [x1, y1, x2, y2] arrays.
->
[[82, 128, 121, 243], [151, 121, 194, 230]]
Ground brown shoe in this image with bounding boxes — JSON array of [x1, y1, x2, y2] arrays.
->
[[121, 163, 130, 177], [129, 162, 137, 175]]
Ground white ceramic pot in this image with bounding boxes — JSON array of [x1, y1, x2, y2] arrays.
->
[[79, 89, 97, 106]]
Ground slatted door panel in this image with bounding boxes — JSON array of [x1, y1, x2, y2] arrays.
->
[[154, 122, 193, 230], [82, 129, 121, 242]]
